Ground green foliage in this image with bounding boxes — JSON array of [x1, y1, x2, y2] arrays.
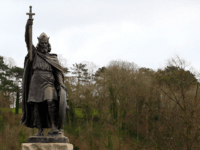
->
[[1, 55, 199, 149], [74, 145, 80, 150], [109, 86, 118, 123], [0, 108, 12, 113], [8, 66, 23, 79], [156, 65, 197, 89], [0, 112, 4, 132], [75, 108, 84, 118], [71, 63, 89, 85], [103, 132, 113, 150], [0, 57, 23, 110], [94, 66, 106, 79], [15, 91, 19, 114], [65, 98, 76, 124], [82, 101, 92, 120], [93, 114, 100, 122], [18, 129, 27, 148], [7, 66, 23, 114], [0, 56, 15, 96], [12, 108, 22, 114], [64, 122, 78, 136]]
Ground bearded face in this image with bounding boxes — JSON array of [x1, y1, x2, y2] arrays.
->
[[39, 40, 48, 53]]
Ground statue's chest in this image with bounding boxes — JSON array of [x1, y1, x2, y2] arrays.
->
[[33, 55, 53, 71]]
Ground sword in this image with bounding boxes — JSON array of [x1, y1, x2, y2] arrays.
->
[[26, 6, 35, 61]]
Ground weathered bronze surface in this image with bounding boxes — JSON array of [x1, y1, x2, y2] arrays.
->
[[21, 6, 70, 138], [26, 6, 35, 61], [27, 130, 69, 143]]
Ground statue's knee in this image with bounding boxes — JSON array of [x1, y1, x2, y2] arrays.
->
[[47, 99, 54, 106]]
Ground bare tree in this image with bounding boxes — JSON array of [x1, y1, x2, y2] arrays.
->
[[155, 55, 200, 150]]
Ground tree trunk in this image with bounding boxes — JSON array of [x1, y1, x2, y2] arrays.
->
[[15, 89, 19, 114]]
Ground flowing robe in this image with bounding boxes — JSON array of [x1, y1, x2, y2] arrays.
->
[[21, 46, 66, 128]]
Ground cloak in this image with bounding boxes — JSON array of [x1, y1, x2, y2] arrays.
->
[[21, 47, 66, 128]]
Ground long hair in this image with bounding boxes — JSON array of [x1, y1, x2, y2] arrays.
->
[[36, 42, 51, 52]]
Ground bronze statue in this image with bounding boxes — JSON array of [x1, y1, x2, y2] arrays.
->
[[21, 6, 70, 136]]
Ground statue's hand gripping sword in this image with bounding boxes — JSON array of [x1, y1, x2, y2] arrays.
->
[[26, 6, 35, 61]]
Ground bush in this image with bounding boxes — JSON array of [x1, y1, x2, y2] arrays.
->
[[18, 129, 27, 148]]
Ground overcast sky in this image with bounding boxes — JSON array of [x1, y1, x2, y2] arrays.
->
[[0, 0, 200, 71]]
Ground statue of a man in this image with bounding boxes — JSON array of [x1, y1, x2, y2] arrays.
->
[[21, 18, 70, 136]]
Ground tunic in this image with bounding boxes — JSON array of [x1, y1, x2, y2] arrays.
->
[[27, 54, 58, 103]]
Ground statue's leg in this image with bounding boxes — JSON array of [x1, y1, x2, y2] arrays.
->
[[34, 103, 44, 136], [47, 99, 59, 133]]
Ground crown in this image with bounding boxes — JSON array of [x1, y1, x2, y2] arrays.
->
[[37, 32, 49, 42]]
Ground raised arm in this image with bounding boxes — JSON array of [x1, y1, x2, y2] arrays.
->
[[25, 19, 35, 51]]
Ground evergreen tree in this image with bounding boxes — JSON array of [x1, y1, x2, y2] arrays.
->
[[70, 63, 88, 86], [0, 56, 23, 110], [0, 56, 15, 98], [7, 66, 23, 114], [70, 63, 88, 107], [94, 66, 106, 79]]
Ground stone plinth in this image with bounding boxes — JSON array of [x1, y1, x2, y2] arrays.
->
[[22, 143, 73, 150], [27, 130, 69, 143], [27, 135, 69, 143], [23, 130, 73, 149]]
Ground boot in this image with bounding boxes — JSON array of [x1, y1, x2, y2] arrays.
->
[[48, 100, 59, 133], [34, 103, 44, 136], [35, 128, 44, 136]]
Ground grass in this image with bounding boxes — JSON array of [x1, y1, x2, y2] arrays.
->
[[11, 108, 22, 114], [0, 108, 12, 113], [0, 108, 22, 114]]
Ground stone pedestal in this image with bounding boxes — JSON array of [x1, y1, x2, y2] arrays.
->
[[22, 130, 73, 150], [22, 143, 73, 150]]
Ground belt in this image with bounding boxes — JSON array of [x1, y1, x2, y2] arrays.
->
[[34, 70, 53, 74]]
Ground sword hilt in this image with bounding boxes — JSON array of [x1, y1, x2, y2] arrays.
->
[[30, 6, 32, 13], [26, 5, 35, 20]]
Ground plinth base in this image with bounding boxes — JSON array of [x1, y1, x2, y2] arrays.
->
[[22, 143, 73, 150], [27, 135, 69, 143]]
